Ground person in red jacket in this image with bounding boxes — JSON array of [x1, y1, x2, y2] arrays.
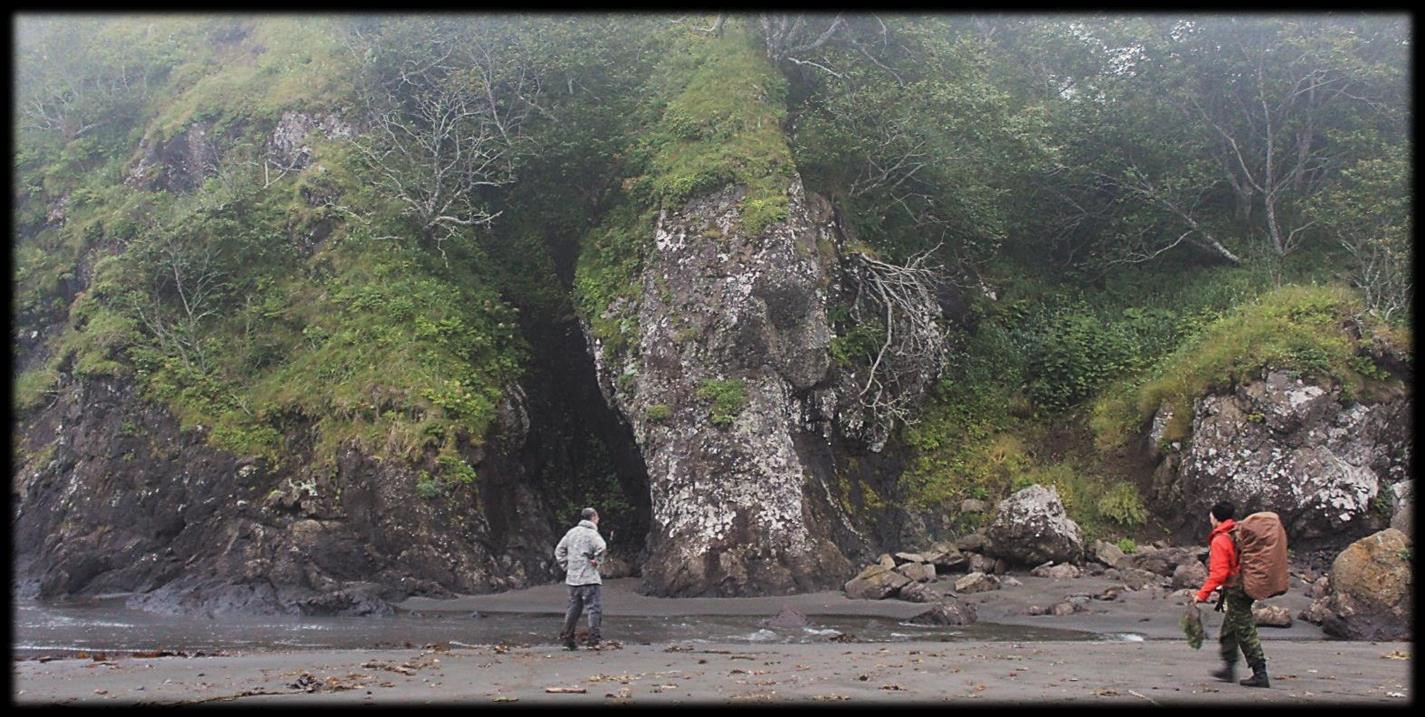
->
[[1196, 501, 1269, 688]]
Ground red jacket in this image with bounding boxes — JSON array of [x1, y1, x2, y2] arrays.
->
[[1196, 518, 1239, 602]]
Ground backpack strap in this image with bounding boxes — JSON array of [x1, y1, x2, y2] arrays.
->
[[1223, 526, 1243, 588]]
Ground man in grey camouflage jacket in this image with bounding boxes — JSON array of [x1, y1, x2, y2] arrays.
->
[[555, 507, 607, 650]]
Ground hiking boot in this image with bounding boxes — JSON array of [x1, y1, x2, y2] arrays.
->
[[1239, 663, 1270, 688], [1210, 662, 1237, 682]]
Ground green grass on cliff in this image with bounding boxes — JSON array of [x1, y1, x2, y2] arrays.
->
[[573, 20, 798, 362], [627, 21, 795, 236], [13, 17, 524, 483], [1090, 283, 1410, 451]]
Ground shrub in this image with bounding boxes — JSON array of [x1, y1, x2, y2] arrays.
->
[[1096, 483, 1147, 527], [415, 472, 443, 500]]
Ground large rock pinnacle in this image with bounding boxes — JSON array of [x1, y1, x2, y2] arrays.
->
[[586, 176, 854, 596]]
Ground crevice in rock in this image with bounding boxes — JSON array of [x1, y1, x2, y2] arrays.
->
[[514, 239, 653, 570]]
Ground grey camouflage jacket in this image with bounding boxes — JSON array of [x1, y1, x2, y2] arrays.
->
[[555, 520, 607, 586]]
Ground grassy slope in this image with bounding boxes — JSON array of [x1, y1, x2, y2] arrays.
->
[[572, 21, 797, 361], [13, 18, 523, 491]]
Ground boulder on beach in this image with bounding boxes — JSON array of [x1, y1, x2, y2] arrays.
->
[[1030, 562, 1081, 580], [897, 582, 945, 603], [1252, 604, 1293, 628], [844, 564, 912, 600], [1170, 561, 1207, 590], [922, 543, 969, 572], [984, 485, 1084, 566], [1119, 567, 1162, 591], [1089, 540, 1128, 569], [1308, 528, 1412, 640], [966, 552, 998, 575], [895, 562, 936, 583], [1124, 546, 1203, 578], [954, 571, 1000, 594], [910, 597, 977, 626]]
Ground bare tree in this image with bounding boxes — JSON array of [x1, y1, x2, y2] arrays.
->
[[345, 19, 536, 260], [1162, 19, 1399, 258], [1340, 231, 1411, 324], [127, 231, 231, 374], [1090, 164, 1243, 266]]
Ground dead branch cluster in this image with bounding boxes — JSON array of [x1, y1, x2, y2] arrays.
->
[[843, 247, 951, 450]]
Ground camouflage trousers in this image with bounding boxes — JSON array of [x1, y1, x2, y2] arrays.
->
[[1219, 586, 1266, 667], [561, 584, 602, 641]]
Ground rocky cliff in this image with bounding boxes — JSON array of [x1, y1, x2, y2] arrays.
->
[[584, 177, 868, 596], [12, 374, 558, 616], [1149, 369, 1411, 543]]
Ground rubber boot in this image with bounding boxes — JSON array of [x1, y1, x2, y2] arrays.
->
[[1209, 660, 1236, 683], [1239, 662, 1270, 688]]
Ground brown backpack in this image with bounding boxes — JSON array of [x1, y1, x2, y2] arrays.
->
[[1229, 512, 1289, 600]]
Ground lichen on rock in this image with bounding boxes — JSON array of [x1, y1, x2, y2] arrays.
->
[[1163, 370, 1411, 540]]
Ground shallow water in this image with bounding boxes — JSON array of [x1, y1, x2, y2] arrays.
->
[[12, 597, 1137, 657]]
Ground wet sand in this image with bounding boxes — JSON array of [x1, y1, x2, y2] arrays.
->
[[402, 574, 1328, 641], [13, 641, 1411, 704], [13, 575, 1412, 704]]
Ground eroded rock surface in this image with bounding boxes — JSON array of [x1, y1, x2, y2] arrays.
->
[[586, 177, 858, 596], [1155, 370, 1411, 541], [126, 122, 222, 192], [268, 111, 353, 171], [12, 377, 557, 616], [984, 485, 1084, 566]]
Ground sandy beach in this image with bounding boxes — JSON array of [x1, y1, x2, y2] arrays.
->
[[12, 576, 1413, 704]]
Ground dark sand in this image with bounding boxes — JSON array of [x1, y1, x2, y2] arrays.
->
[[13, 575, 1412, 704]]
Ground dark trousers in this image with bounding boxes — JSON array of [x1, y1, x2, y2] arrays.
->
[[561, 584, 602, 640], [1220, 586, 1266, 667]]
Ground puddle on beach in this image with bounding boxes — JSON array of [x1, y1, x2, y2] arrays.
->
[[13, 597, 1137, 658]]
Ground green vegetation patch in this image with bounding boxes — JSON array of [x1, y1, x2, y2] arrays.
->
[[626, 22, 794, 236], [1090, 284, 1410, 451], [696, 378, 747, 428]]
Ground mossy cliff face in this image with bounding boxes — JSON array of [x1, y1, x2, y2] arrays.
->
[[584, 176, 859, 596], [10, 18, 555, 614]]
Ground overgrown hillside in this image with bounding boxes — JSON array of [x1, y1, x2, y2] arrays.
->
[[12, 14, 1412, 608]]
